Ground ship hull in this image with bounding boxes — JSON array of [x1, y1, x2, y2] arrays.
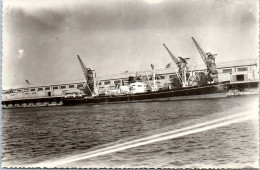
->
[[62, 84, 229, 106]]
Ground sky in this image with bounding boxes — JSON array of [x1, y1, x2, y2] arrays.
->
[[2, 0, 259, 89]]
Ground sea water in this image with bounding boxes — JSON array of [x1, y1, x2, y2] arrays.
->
[[2, 95, 258, 168]]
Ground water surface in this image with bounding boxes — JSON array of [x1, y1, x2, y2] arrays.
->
[[2, 95, 258, 168]]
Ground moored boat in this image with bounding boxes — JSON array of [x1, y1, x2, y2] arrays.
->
[[62, 83, 228, 105], [62, 37, 258, 106], [62, 80, 258, 106]]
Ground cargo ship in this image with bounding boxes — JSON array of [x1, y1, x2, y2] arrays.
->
[[62, 37, 259, 106], [62, 82, 257, 106]]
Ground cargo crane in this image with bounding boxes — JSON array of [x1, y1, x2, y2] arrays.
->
[[191, 37, 218, 83], [163, 44, 190, 87], [77, 55, 97, 96]]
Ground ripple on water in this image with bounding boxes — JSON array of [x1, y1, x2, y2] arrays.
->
[[2, 96, 258, 168]]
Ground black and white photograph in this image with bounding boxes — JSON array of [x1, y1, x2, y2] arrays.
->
[[2, 0, 259, 168]]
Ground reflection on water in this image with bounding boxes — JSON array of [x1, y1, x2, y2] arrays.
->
[[2, 95, 258, 168]]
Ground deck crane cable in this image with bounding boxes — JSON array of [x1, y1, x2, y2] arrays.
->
[[77, 55, 94, 96]]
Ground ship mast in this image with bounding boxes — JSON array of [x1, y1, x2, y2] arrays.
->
[[150, 64, 157, 91]]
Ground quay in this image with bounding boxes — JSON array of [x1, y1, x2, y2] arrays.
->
[[2, 96, 63, 108]]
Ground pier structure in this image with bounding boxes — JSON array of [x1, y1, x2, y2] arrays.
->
[[2, 58, 258, 108]]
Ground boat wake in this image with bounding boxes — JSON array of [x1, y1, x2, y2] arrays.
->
[[28, 108, 257, 168]]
